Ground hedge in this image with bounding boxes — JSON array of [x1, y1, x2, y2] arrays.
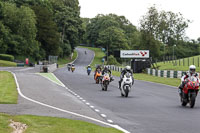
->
[[0, 54, 14, 61]]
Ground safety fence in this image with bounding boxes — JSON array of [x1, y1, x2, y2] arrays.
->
[[96, 64, 188, 79], [146, 68, 186, 78]]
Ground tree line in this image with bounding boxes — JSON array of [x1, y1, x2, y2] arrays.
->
[[0, 0, 83, 61], [82, 6, 200, 63], [0, 1, 199, 63]]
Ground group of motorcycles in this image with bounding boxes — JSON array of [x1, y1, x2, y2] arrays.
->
[[91, 67, 134, 97], [93, 68, 113, 91], [67, 64, 75, 73]]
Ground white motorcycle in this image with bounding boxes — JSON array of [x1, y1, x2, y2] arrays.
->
[[119, 72, 134, 97]]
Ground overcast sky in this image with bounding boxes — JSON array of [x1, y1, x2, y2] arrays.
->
[[79, 0, 200, 40]]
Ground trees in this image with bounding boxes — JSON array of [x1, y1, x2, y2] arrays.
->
[[139, 5, 190, 59], [85, 14, 140, 55], [32, 5, 60, 58], [97, 26, 129, 54], [50, 0, 84, 53], [0, 2, 40, 58], [0, 0, 83, 60]]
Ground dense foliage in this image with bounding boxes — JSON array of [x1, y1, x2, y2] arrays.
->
[[0, 1, 199, 63], [0, 0, 83, 61], [82, 6, 200, 62]]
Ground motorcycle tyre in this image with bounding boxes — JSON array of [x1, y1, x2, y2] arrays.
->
[[190, 93, 196, 108]]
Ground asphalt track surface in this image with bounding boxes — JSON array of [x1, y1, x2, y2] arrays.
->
[[54, 47, 200, 133]]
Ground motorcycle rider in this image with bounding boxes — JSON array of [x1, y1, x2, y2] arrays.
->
[[94, 65, 102, 79], [102, 66, 113, 82], [87, 65, 91, 70], [119, 66, 134, 89], [67, 63, 71, 70], [178, 65, 199, 96]]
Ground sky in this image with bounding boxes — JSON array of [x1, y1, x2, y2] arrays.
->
[[79, 0, 200, 40]]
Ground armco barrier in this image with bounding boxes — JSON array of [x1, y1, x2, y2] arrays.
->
[[146, 68, 186, 79]]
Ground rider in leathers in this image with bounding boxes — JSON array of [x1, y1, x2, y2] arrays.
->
[[102, 66, 113, 81], [179, 65, 199, 96], [119, 66, 134, 89]]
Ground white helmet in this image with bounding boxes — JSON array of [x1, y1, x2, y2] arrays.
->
[[125, 66, 131, 70], [189, 65, 196, 74]]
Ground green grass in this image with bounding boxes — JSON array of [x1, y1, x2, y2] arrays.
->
[[0, 113, 122, 133], [155, 55, 200, 71], [38, 73, 64, 86], [57, 50, 78, 68], [0, 71, 18, 104], [0, 60, 16, 67]]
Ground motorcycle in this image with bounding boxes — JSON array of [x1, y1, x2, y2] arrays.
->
[[120, 72, 133, 97], [95, 70, 102, 84], [101, 73, 110, 91], [180, 76, 199, 108], [87, 67, 92, 75], [71, 66, 75, 72], [85, 51, 87, 54]]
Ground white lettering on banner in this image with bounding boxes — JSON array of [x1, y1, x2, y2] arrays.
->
[[120, 50, 149, 58]]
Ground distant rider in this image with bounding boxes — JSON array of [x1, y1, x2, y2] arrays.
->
[[87, 65, 92, 70], [178, 65, 199, 96], [119, 66, 134, 89]]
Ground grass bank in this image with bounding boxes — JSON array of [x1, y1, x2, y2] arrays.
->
[[155, 55, 200, 71], [57, 50, 78, 68], [0, 60, 16, 67], [0, 113, 122, 133], [38, 73, 64, 86], [0, 71, 18, 104]]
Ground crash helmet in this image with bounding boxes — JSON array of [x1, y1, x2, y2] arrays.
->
[[104, 66, 108, 69], [125, 66, 131, 71], [189, 65, 196, 74], [72, 64, 75, 66]]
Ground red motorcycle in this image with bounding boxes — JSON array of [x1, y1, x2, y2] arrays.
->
[[181, 76, 199, 108]]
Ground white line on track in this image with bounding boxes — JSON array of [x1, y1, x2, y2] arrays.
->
[[107, 120, 113, 123], [90, 106, 94, 108], [95, 109, 100, 112], [12, 72, 130, 133], [101, 114, 107, 118]]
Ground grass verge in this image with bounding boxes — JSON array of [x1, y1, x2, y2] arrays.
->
[[0, 113, 122, 133], [0, 60, 16, 67], [38, 73, 64, 86], [57, 50, 78, 68], [155, 55, 200, 71], [0, 71, 18, 104]]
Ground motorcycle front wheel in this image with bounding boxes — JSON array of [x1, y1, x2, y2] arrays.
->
[[189, 93, 196, 108]]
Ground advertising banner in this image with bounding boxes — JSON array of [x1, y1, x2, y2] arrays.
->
[[120, 50, 149, 58]]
